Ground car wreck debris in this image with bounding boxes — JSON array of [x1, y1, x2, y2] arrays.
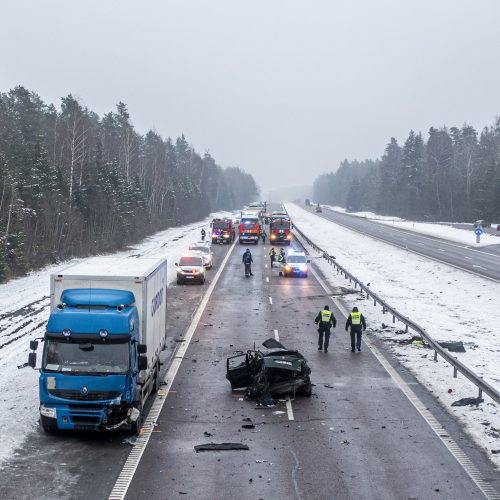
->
[[194, 443, 249, 452], [226, 338, 312, 403]]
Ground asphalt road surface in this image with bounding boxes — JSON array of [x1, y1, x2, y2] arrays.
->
[[2, 237, 499, 499], [305, 205, 500, 282]]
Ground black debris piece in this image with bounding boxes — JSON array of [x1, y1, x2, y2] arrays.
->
[[451, 397, 484, 407], [438, 341, 466, 353], [324, 384, 334, 389], [243, 417, 252, 422], [242, 423, 255, 429], [491, 450, 500, 454], [194, 443, 249, 452], [262, 338, 286, 349], [203, 431, 212, 437]]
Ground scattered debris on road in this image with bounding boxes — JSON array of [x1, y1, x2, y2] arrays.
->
[[194, 443, 249, 452], [438, 341, 466, 353], [451, 397, 484, 407]]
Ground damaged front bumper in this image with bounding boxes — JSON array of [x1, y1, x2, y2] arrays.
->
[[40, 400, 140, 431]]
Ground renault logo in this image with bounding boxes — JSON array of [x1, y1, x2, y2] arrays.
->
[[81, 386, 89, 396]]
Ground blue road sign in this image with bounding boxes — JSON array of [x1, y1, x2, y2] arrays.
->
[[475, 227, 483, 236]]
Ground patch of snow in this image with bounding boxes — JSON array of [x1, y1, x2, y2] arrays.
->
[[0, 211, 233, 466], [286, 202, 500, 466]]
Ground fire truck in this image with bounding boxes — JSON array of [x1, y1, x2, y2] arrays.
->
[[269, 218, 292, 245], [239, 212, 260, 244], [211, 218, 232, 244]]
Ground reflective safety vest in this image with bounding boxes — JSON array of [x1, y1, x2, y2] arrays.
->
[[350, 312, 362, 324], [321, 310, 332, 323]]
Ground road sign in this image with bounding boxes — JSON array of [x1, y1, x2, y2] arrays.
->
[[475, 227, 483, 236]]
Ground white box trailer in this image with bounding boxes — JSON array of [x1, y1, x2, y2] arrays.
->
[[50, 257, 167, 378]]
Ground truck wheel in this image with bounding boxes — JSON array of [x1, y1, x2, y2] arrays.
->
[[177, 278, 183, 285], [40, 415, 56, 433], [301, 379, 313, 397], [151, 361, 161, 395]]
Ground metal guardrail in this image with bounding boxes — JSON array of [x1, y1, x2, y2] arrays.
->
[[291, 220, 500, 406]]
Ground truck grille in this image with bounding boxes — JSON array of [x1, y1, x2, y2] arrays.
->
[[49, 389, 121, 401]]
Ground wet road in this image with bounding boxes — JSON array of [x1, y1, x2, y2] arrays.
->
[[305, 205, 500, 282], [2, 236, 499, 499], [123, 239, 499, 499]]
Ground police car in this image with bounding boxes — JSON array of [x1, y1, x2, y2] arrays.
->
[[283, 250, 310, 278]]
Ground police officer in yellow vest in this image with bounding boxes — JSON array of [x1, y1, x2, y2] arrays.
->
[[314, 305, 337, 352], [345, 306, 366, 352]]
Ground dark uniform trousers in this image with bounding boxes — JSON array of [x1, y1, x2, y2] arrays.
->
[[350, 326, 362, 351], [318, 326, 331, 350]]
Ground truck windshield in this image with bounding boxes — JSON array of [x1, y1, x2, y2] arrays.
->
[[241, 222, 257, 230], [271, 222, 290, 230], [213, 222, 229, 230], [43, 339, 129, 375]]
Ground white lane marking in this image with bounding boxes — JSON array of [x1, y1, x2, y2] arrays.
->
[[418, 243, 425, 246], [438, 248, 446, 252], [286, 396, 294, 421], [309, 261, 498, 500], [473, 265, 486, 270], [265, 263, 268, 268], [108, 241, 237, 500], [274, 329, 279, 341], [266, 276, 270, 283], [269, 296, 273, 305], [465, 256, 472, 260]]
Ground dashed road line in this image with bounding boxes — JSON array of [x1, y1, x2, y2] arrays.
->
[[274, 329, 279, 341], [269, 297, 273, 305], [108, 241, 237, 500], [286, 396, 294, 421], [266, 276, 270, 283]]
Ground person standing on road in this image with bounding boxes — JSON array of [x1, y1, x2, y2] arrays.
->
[[261, 229, 267, 244], [345, 306, 366, 352], [314, 305, 336, 352], [242, 248, 254, 277], [201, 228, 206, 241], [278, 248, 286, 264], [232, 227, 236, 242], [269, 247, 276, 267]]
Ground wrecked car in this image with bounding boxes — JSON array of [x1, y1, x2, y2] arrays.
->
[[226, 339, 312, 401]]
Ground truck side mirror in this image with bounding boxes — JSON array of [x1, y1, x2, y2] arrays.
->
[[307, 260, 311, 263], [28, 352, 37, 368], [138, 355, 148, 371], [138, 344, 147, 354], [174, 262, 178, 266], [30, 340, 39, 351]]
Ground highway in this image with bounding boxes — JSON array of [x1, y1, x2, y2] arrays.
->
[[305, 206, 500, 282], [1, 238, 499, 499]]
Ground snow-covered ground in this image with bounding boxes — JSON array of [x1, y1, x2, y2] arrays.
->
[[0, 211, 232, 466], [286, 202, 500, 466], [324, 205, 500, 247]]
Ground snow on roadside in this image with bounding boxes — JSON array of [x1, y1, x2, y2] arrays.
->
[[324, 204, 500, 247], [286, 202, 500, 466], [0, 211, 232, 466]]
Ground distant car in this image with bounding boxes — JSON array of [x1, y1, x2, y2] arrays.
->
[[283, 250, 309, 277], [176, 253, 206, 285], [474, 220, 491, 228], [189, 243, 213, 269], [497, 224, 500, 232]]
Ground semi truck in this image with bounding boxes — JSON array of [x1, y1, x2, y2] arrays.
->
[[27, 257, 167, 433]]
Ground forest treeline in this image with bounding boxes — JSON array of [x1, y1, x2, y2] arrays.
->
[[313, 120, 500, 222], [0, 86, 258, 282]]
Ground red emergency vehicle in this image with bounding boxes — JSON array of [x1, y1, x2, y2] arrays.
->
[[239, 215, 260, 244], [211, 218, 232, 244], [269, 218, 292, 245]]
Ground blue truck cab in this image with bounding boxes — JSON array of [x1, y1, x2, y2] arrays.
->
[[28, 257, 167, 433]]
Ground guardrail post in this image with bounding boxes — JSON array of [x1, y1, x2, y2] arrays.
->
[[433, 350, 437, 362], [392, 315, 396, 323], [478, 388, 483, 400], [382, 307, 386, 314], [453, 366, 458, 378], [405, 325, 408, 333], [374, 298, 376, 306]]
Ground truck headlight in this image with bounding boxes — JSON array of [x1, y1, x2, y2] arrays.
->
[[286, 234, 292, 239], [40, 405, 57, 419], [300, 265, 308, 271], [176, 267, 183, 273]]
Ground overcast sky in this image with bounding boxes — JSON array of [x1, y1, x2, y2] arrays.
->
[[2, 0, 500, 196]]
